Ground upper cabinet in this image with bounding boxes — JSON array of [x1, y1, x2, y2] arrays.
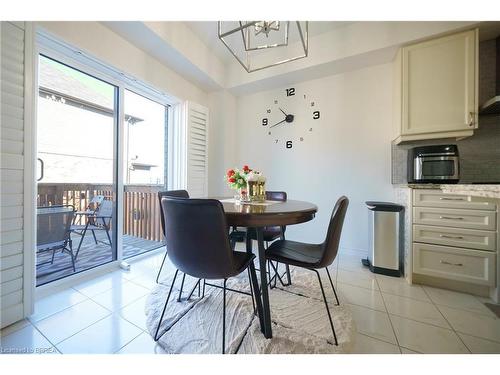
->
[[393, 29, 478, 144]]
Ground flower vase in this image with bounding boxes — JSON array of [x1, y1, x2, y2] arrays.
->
[[238, 187, 249, 202]]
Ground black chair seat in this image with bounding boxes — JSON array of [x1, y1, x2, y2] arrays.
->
[[247, 226, 282, 242], [231, 251, 256, 278], [266, 240, 324, 268]]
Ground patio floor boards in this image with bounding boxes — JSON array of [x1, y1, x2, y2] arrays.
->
[[36, 231, 162, 286]]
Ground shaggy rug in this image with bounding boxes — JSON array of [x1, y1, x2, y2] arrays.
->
[[145, 266, 356, 354]]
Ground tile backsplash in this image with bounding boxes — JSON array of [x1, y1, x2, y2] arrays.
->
[[392, 39, 500, 184]]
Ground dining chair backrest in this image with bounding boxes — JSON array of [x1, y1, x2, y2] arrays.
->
[[317, 196, 349, 268], [266, 191, 287, 201], [160, 197, 237, 279], [95, 199, 113, 225], [37, 205, 75, 250], [158, 190, 189, 238], [264, 191, 287, 235]]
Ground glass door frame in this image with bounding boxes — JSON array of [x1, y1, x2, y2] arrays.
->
[[35, 34, 173, 289], [122, 88, 170, 259]]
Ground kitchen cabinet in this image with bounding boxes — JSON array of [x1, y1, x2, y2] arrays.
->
[[410, 188, 498, 296], [393, 29, 478, 144]]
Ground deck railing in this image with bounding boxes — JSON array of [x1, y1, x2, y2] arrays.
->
[[37, 183, 164, 242]]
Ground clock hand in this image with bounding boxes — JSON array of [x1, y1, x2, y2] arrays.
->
[[279, 108, 287, 116], [270, 119, 286, 128]]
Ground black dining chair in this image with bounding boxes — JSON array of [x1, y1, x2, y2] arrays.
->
[[156, 190, 191, 301], [266, 196, 349, 346], [154, 197, 263, 354], [246, 191, 291, 288]]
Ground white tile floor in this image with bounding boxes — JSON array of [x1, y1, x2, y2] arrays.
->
[[1, 246, 500, 354]]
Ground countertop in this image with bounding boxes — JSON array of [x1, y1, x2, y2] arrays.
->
[[395, 183, 455, 189], [440, 184, 500, 199]]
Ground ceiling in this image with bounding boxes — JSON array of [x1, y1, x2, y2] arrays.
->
[[185, 21, 355, 63]]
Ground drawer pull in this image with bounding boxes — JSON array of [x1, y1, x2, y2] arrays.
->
[[439, 197, 465, 201], [440, 260, 463, 267], [440, 234, 464, 240], [439, 216, 464, 220]]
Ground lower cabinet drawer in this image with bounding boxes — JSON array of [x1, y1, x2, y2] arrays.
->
[[413, 207, 496, 230], [413, 224, 496, 251], [413, 243, 496, 286]]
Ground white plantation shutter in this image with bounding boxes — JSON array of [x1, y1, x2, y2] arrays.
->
[[1, 21, 31, 328], [185, 102, 209, 198]]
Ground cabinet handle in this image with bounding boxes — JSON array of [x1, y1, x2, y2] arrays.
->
[[439, 197, 464, 201], [440, 260, 463, 267], [439, 216, 464, 220], [467, 111, 475, 127], [440, 234, 464, 240]]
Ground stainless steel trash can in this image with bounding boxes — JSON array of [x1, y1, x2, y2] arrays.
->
[[362, 201, 404, 277]]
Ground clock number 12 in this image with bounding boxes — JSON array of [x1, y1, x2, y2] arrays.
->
[[286, 88, 295, 97]]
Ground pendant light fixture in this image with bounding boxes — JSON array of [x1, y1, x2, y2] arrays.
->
[[218, 21, 308, 73]]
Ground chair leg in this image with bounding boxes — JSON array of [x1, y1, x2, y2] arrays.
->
[[202, 279, 206, 298], [247, 268, 256, 314], [74, 222, 89, 260], [177, 273, 186, 302], [248, 262, 264, 332], [68, 240, 76, 272], [284, 264, 292, 286], [222, 278, 227, 354], [267, 260, 276, 289], [104, 225, 112, 246], [269, 260, 286, 288], [91, 230, 98, 244], [186, 279, 201, 300], [156, 251, 168, 284], [154, 269, 179, 341], [325, 267, 340, 306], [313, 269, 338, 346], [51, 249, 56, 264]]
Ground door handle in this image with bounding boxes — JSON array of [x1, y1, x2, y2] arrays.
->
[[440, 260, 463, 267], [439, 197, 464, 201], [440, 234, 464, 240], [439, 216, 464, 220], [37, 158, 44, 182], [467, 111, 475, 127]]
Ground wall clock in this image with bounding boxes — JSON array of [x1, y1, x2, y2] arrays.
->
[[261, 86, 321, 149]]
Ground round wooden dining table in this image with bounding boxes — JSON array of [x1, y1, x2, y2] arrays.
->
[[218, 198, 318, 339]]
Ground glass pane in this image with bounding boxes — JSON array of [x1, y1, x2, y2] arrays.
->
[[422, 160, 455, 176], [122, 89, 167, 259], [36, 55, 117, 286]]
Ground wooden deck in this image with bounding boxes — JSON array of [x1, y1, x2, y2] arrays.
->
[[36, 231, 163, 286], [38, 183, 165, 243]]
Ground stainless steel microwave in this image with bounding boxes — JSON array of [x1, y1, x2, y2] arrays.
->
[[408, 145, 460, 184]]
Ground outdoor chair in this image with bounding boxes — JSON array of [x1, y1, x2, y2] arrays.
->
[[73, 195, 105, 225], [70, 199, 113, 260], [37, 205, 76, 272]]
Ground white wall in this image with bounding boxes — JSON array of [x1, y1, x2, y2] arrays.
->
[[235, 63, 395, 252], [207, 90, 237, 196]]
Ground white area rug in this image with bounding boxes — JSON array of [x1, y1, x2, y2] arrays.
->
[[145, 266, 356, 354]]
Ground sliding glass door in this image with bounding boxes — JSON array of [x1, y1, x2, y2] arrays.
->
[[35, 49, 171, 286], [36, 55, 118, 286], [122, 89, 168, 259]]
